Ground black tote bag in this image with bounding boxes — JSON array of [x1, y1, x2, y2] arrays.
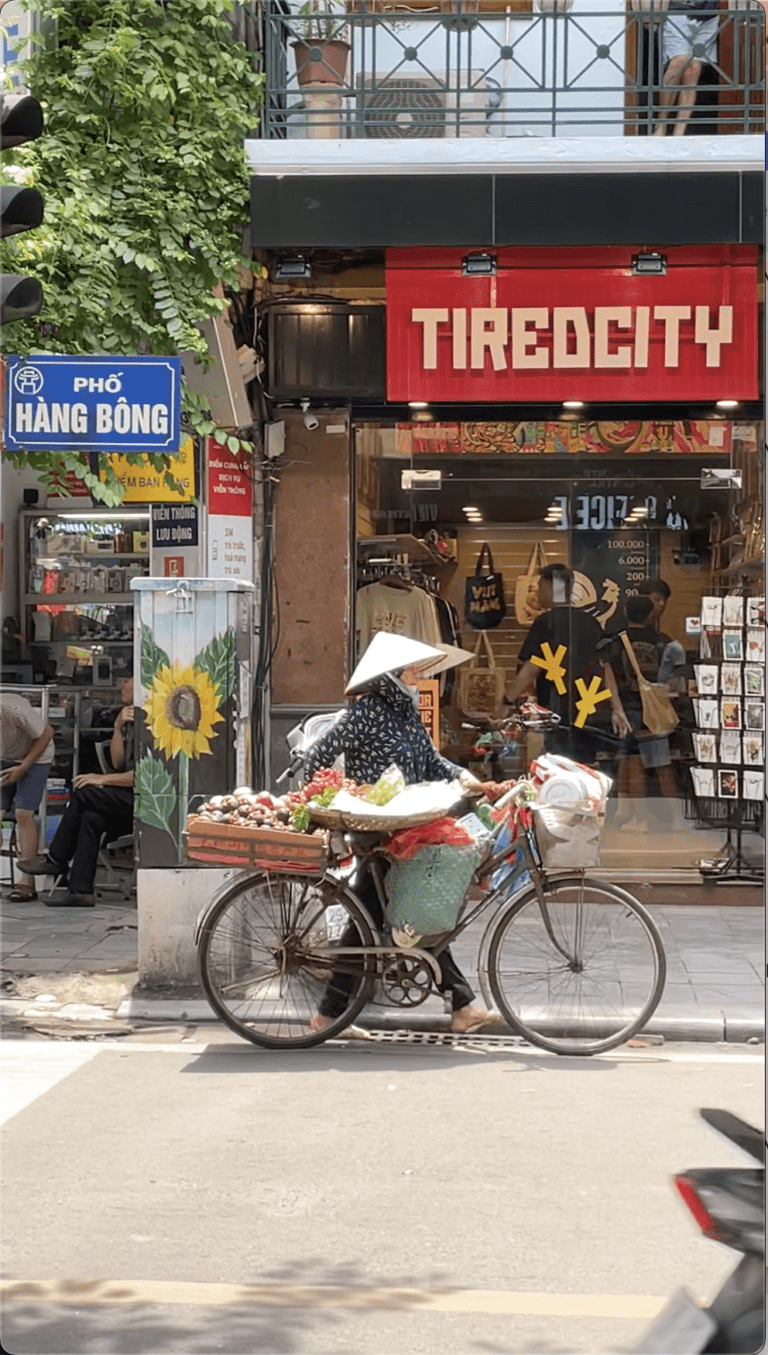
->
[[464, 543, 507, 630]]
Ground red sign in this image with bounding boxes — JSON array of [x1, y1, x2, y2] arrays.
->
[[386, 246, 758, 404], [206, 437, 253, 517]]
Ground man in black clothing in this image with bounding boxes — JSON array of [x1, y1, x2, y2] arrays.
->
[[506, 564, 630, 764], [20, 678, 134, 907]]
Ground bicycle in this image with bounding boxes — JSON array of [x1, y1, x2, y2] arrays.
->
[[195, 715, 667, 1056]]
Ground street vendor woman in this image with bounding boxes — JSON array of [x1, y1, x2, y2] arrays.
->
[[303, 631, 502, 1038]]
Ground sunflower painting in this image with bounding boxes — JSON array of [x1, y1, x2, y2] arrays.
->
[[136, 617, 237, 862], [145, 661, 224, 759]]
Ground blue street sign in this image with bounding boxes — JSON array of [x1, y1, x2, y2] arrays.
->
[[4, 354, 182, 453]]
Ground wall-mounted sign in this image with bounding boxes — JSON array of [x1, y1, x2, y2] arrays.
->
[[418, 679, 440, 749], [206, 437, 253, 583], [4, 354, 182, 452], [109, 435, 196, 503], [386, 247, 758, 403], [151, 503, 199, 549]]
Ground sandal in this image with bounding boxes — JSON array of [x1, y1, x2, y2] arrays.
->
[[8, 885, 38, 902]]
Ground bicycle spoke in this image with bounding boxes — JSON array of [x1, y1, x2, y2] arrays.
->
[[199, 871, 375, 1048], [489, 879, 666, 1054]]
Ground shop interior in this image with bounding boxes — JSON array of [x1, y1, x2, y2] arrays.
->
[[2, 506, 148, 854], [354, 418, 765, 880]]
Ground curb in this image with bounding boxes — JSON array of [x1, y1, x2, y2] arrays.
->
[[115, 998, 765, 1045]]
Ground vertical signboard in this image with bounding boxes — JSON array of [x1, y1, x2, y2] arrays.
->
[[206, 437, 254, 583], [418, 679, 440, 749]]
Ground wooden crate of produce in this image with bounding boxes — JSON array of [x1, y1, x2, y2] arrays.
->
[[184, 816, 328, 874]]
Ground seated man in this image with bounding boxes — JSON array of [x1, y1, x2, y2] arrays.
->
[[20, 677, 134, 907], [0, 692, 55, 902]]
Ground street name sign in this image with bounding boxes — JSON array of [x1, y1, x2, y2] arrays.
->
[[4, 354, 182, 452]]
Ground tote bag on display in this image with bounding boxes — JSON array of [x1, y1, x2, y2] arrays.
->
[[514, 541, 547, 626], [458, 631, 506, 719], [464, 544, 506, 630], [620, 632, 679, 736]]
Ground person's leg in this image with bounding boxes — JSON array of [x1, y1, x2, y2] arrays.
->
[[13, 809, 39, 893], [65, 786, 131, 896], [9, 763, 50, 894], [654, 51, 690, 134], [316, 861, 384, 1023], [672, 57, 702, 135]]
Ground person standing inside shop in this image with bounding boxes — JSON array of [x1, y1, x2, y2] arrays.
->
[[610, 595, 677, 827], [505, 564, 631, 762], [0, 693, 55, 902], [20, 678, 135, 907]]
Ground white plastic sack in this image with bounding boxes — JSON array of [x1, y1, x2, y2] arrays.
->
[[327, 780, 465, 823]]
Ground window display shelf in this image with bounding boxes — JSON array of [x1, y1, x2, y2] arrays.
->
[[25, 592, 135, 605]]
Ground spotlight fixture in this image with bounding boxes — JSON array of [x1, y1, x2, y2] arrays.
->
[[274, 254, 311, 280], [462, 506, 479, 514], [408, 401, 429, 409], [631, 251, 667, 276], [462, 252, 497, 277], [716, 400, 740, 410], [562, 401, 584, 410]]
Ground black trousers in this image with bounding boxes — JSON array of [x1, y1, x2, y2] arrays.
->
[[50, 785, 134, 894], [319, 860, 475, 1019]]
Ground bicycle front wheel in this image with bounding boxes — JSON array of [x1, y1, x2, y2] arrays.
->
[[487, 877, 666, 1055], [198, 871, 377, 1049]]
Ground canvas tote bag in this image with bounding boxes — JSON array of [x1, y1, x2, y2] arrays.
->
[[620, 632, 679, 736], [514, 540, 547, 626], [457, 631, 506, 719], [464, 544, 506, 630]]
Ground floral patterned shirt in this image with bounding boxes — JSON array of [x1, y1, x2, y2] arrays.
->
[[303, 677, 462, 786]]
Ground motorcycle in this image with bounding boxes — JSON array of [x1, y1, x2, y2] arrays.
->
[[632, 1108, 765, 1354]]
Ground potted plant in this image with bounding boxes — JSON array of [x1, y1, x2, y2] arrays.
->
[[292, 0, 351, 87]]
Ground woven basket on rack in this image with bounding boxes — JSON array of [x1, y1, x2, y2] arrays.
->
[[307, 802, 449, 832], [385, 842, 483, 939]]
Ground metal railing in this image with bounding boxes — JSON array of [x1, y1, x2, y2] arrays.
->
[[260, 1, 766, 138]]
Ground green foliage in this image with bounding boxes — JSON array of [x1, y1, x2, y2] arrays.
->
[[135, 750, 176, 836], [195, 628, 236, 704], [1, 0, 263, 499], [140, 621, 171, 690]]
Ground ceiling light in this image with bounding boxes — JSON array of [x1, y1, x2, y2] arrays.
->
[[463, 506, 479, 513], [716, 400, 740, 410], [632, 251, 667, 276], [57, 511, 150, 521], [562, 401, 584, 410], [274, 254, 311, 280], [408, 401, 429, 409], [462, 252, 497, 277]]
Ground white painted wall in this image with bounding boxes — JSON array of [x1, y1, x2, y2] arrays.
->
[[137, 866, 240, 988]]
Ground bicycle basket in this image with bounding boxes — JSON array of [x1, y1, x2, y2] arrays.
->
[[531, 804, 604, 870], [385, 842, 483, 943]]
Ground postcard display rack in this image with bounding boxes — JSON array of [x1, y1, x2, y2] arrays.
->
[[687, 590, 765, 881]]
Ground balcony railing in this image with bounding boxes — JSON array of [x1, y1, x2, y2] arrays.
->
[[260, 1, 766, 139]]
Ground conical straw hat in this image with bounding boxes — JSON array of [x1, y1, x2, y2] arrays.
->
[[345, 632, 444, 695], [417, 642, 476, 679]]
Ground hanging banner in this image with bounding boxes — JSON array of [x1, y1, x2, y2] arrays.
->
[[395, 420, 736, 456], [386, 246, 758, 403]]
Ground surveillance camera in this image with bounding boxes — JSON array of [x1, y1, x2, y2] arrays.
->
[[300, 399, 319, 431]]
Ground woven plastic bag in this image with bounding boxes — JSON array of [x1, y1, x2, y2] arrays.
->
[[385, 842, 482, 943]]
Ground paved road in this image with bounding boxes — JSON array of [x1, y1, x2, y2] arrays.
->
[[1, 1033, 763, 1355]]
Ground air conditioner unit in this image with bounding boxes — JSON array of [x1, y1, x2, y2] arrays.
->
[[356, 73, 491, 139]]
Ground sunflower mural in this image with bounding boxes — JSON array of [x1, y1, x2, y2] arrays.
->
[[136, 622, 236, 861]]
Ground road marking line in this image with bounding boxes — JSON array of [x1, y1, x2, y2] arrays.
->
[[0, 1045, 102, 1126], [0, 1279, 670, 1318]]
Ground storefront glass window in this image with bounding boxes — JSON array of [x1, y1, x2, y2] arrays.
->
[[354, 419, 765, 879]]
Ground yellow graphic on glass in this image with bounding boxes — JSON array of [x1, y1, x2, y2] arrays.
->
[[530, 642, 568, 696], [574, 675, 612, 728]]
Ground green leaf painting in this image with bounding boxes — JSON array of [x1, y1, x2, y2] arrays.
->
[[140, 623, 170, 690], [195, 629, 236, 705], [135, 752, 176, 837]]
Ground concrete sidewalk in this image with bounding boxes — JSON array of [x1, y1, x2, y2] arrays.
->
[[0, 887, 764, 1042]]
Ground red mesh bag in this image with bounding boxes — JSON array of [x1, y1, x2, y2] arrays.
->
[[383, 817, 473, 861]]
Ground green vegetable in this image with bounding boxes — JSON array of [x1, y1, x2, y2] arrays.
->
[[314, 786, 339, 808], [292, 804, 311, 832]]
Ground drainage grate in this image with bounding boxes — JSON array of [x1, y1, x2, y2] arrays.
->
[[333, 1029, 531, 1050]]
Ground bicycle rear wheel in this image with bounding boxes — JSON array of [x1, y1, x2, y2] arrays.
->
[[198, 871, 376, 1048], [487, 877, 666, 1055]]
